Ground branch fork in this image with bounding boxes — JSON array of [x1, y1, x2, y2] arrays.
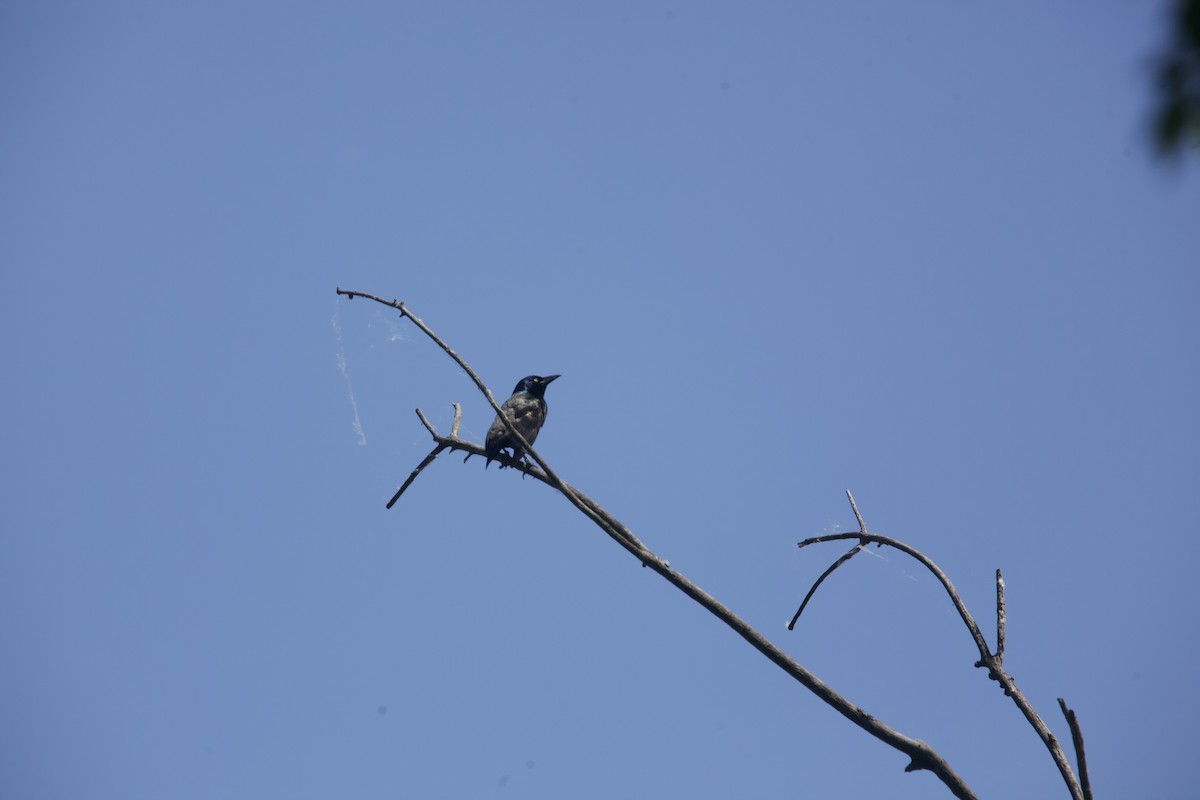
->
[[792, 494, 1091, 800]]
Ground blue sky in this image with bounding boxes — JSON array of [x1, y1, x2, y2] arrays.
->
[[2, 2, 1197, 798]]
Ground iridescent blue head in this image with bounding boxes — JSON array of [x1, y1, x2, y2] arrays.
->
[[514, 374, 560, 398]]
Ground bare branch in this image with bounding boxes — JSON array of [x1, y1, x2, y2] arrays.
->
[[340, 288, 982, 799], [394, 407, 649, 552], [1057, 698, 1093, 800], [450, 402, 462, 438], [336, 289, 641, 562]]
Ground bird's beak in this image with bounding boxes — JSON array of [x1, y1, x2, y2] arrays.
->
[[542, 374, 561, 384]]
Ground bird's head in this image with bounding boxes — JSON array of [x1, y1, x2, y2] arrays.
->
[[514, 374, 560, 398]]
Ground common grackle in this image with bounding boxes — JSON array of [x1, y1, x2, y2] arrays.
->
[[484, 374, 559, 469]]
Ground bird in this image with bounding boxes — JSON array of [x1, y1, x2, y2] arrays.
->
[[484, 374, 560, 469]]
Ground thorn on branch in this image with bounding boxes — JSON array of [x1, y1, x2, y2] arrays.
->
[[845, 489, 868, 533]]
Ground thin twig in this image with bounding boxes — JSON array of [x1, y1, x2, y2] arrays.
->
[[787, 541, 866, 630], [787, 491, 871, 628], [995, 569, 1006, 667], [386, 443, 448, 509], [847, 489, 867, 533], [1057, 698, 1092, 800], [385, 409, 448, 508], [415, 407, 438, 438], [339, 288, 981, 800]]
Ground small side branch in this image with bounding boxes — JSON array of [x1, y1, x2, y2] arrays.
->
[[789, 490, 872, 629], [788, 541, 866, 630], [386, 444, 447, 509], [415, 407, 439, 438], [995, 569, 1006, 667], [846, 489, 867, 532], [1058, 698, 1093, 800], [386, 409, 449, 509]]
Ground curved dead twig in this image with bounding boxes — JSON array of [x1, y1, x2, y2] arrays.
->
[[788, 490, 870, 630], [795, 529, 993, 659], [787, 542, 866, 630]]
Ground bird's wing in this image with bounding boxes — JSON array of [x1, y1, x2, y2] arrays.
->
[[510, 402, 541, 424]]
